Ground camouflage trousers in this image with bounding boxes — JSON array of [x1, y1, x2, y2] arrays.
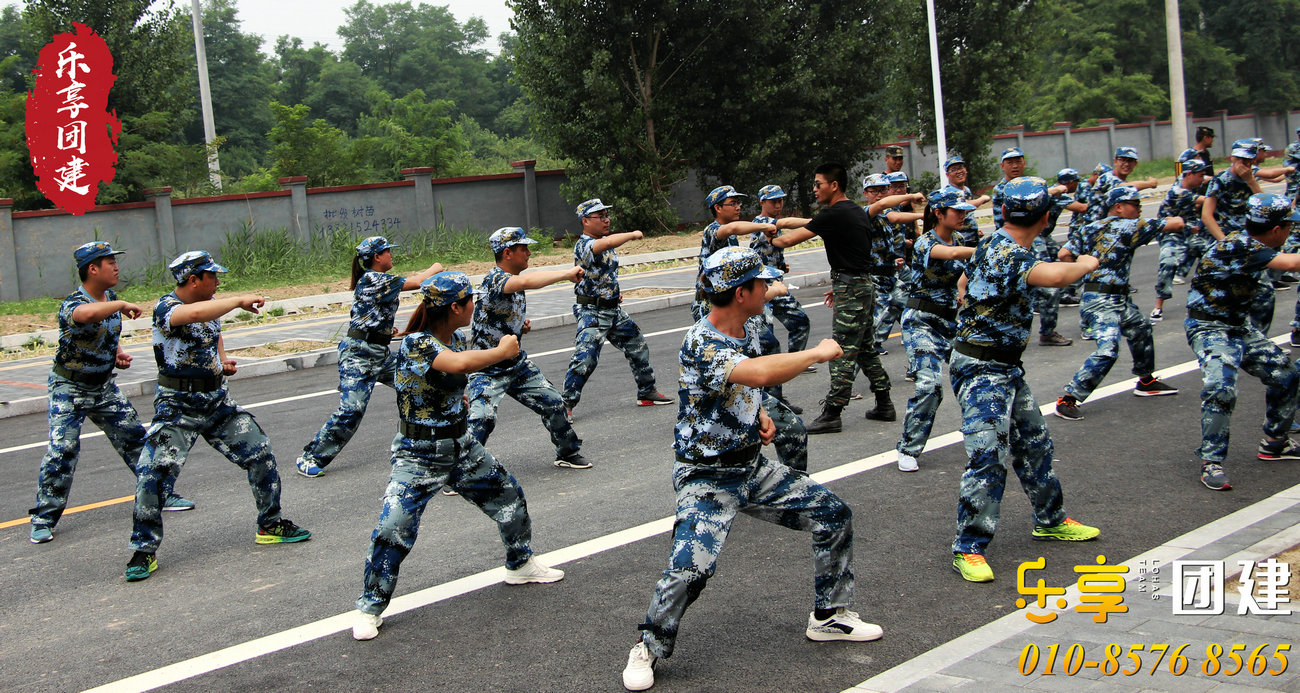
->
[[302, 337, 396, 468], [1251, 271, 1275, 333], [1032, 236, 1061, 335], [31, 373, 157, 528], [638, 455, 854, 659], [1155, 233, 1211, 300], [765, 394, 808, 471], [950, 352, 1066, 555], [1176, 233, 1214, 278], [690, 295, 710, 322], [897, 307, 957, 457], [769, 294, 811, 353], [562, 305, 657, 407], [130, 387, 282, 553], [1185, 320, 1300, 463], [468, 358, 581, 459], [357, 433, 533, 616], [1064, 293, 1155, 402], [872, 273, 907, 348], [827, 274, 889, 408]]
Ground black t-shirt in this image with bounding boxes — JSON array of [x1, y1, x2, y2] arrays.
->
[[805, 200, 877, 273]]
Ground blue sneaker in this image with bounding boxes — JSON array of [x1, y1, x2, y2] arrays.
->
[[295, 456, 324, 478], [162, 495, 195, 512], [1290, 420, 1300, 435], [29, 525, 52, 544], [125, 551, 158, 581]]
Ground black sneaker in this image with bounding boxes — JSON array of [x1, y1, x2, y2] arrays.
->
[[1054, 396, 1083, 421], [125, 551, 158, 581], [1291, 330, 1300, 348], [1258, 438, 1300, 461], [256, 519, 312, 544], [1149, 308, 1163, 322], [1200, 462, 1231, 491], [1273, 281, 1293, 291], [1134, 377, 1178, 397], [554, 453, 593, 469]]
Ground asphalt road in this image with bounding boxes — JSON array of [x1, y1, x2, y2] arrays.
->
[[5, 213, 1300, 693]]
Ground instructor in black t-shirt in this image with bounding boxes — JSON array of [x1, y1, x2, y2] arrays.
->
[[773, 162, 922, 433]]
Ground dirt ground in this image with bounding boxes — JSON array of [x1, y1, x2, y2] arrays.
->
[[1224, 544, 1300, 602]]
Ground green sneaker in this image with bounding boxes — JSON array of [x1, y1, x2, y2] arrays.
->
[[952, 553, 994, 582], [1032, 517, 1100, 542], [256, 518, 312, 544], [125, 551, 158, 582]]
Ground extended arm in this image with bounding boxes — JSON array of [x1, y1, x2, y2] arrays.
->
[[71, 300, 143, 324], [401, 262, 445, 291], [592, 230, 644, 254], [169, 295, 264, 326], [503, 266, 583, 293], [1027, 255, 1099, 288], [728, 339, 842, 388], [432, 335, 520, 374]]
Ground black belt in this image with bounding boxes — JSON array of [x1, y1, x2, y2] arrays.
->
[[347, 327, 393, 346], [1188, 308, 1244, 327], [869, 268, 896, 277], [954, 341, 1024, 366], [157, 373, 224, 392], [575, 294, 620, 309], [52, 364, 112, 386], [676, 444, 761, 467], [399, 419, 468, 441], [830, 270, 870, 283], [905, 297, 958, 321], [1083, 282, 1128, 295]]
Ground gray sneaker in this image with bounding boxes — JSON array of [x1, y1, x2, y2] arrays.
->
[[1039, 331, 1073, 346], [30, 525, 53, 544], [1200, 462, 1230, 491]]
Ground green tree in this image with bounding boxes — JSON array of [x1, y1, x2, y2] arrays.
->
[[304, 57, 381, 135], [1202, 0, 1300, 114], [274, 36, 331, 107], [266, 101, 365, 187], [356, 89, 469, 178]]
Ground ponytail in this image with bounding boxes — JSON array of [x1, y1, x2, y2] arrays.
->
[[350, 255, 371, 290]]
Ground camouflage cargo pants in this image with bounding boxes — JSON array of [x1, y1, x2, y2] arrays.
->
[[1032, 236, 1062, 335], [769, 294, 811, 353], [562, 305, 657, 407], [1186, 320, 1300, 463], [950, 352, 1066, 556], [302, 337, 395, 468], [1251, 271, 1275, 333], [357, 434, 534, 616], [1155, 233, 1192, 300], [468, 358, 581, 459], [827, 274, 889, 408], [871, 273, 905, 349], [1064, 293, 1155, 402], [30, 373, 159, 528], [765, 394, 807, 471], [897, 308, 956, 457], [638, 455, 854, 659], [130, 387, 283, 552]]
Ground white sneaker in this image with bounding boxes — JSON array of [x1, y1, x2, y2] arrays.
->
[[504, 557, 565, 585], [352, 611, 382, 640], [896, 452, 918, 472], [1172, 276, 1186, 285], [622, 641, 656, 691], [805, 608, 883, 642]]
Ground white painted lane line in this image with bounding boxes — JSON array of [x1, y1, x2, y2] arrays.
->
[[83, 332, 1252, 692]]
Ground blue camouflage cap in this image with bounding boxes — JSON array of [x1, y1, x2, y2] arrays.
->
[[575, 198, 612, 217], [757, 185, 787, 200], [705, 185, 746, 209], [1056, 168, 1080, 183], [702, 246, 782, 292], [862, 174, 888, 190], [356, 236, 397, 259], [74, 241, 125, 269], [168, 250, 228, 284], [1000, 177, 1053, 223], [1114, 146, 1139, 160], [1231, 139, 1259, 158], [1246, 193, 1300, 225], [943, 154, 966, 170], [927, 189, 976, 211], [1180, 158, 1209, 174], [1000, 147, 1024, 161], [488, 227, 539, 253], [886, 171, 909, 184], [419, 271, 473, 307], [1106, 186, 1142, 207], [1093, 162, 1113, 175]]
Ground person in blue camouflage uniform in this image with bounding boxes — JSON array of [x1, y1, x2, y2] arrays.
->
[[894, 191, 976, 472], [1176, 126, 1215, 187], [28, 243, 194, 544], [1286, 126, 1300, 204], [126, 251, 310, 582], [352, 272, 564, 641], [949, 177, 1101, 584], [1033, 169, 1087, 346], [872, 172, 926, 353], [1185, 194, 1300, 491], [1151, 159, 1210, 321], [750, 185, 812, 355], [1053, 187, 1182, 421], [561, 199, 672, 412], [1082, 147, 1159, 225], [621, 246, 877, 692], [296, 237, 442, 477], [1203, 140, 1271, 332], [690, 186, 779, 321], [467, 227, 593, 469], [940, 154, 991, 246], [990, 147, 1028, 231]]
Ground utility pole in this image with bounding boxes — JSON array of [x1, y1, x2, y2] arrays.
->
[[191, 0, 222, 190], [1166, 0, 1188, 156], [926, 0, 948, 180]]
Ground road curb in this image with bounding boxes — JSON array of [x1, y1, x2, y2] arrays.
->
[[0, 269, 830, 420]]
